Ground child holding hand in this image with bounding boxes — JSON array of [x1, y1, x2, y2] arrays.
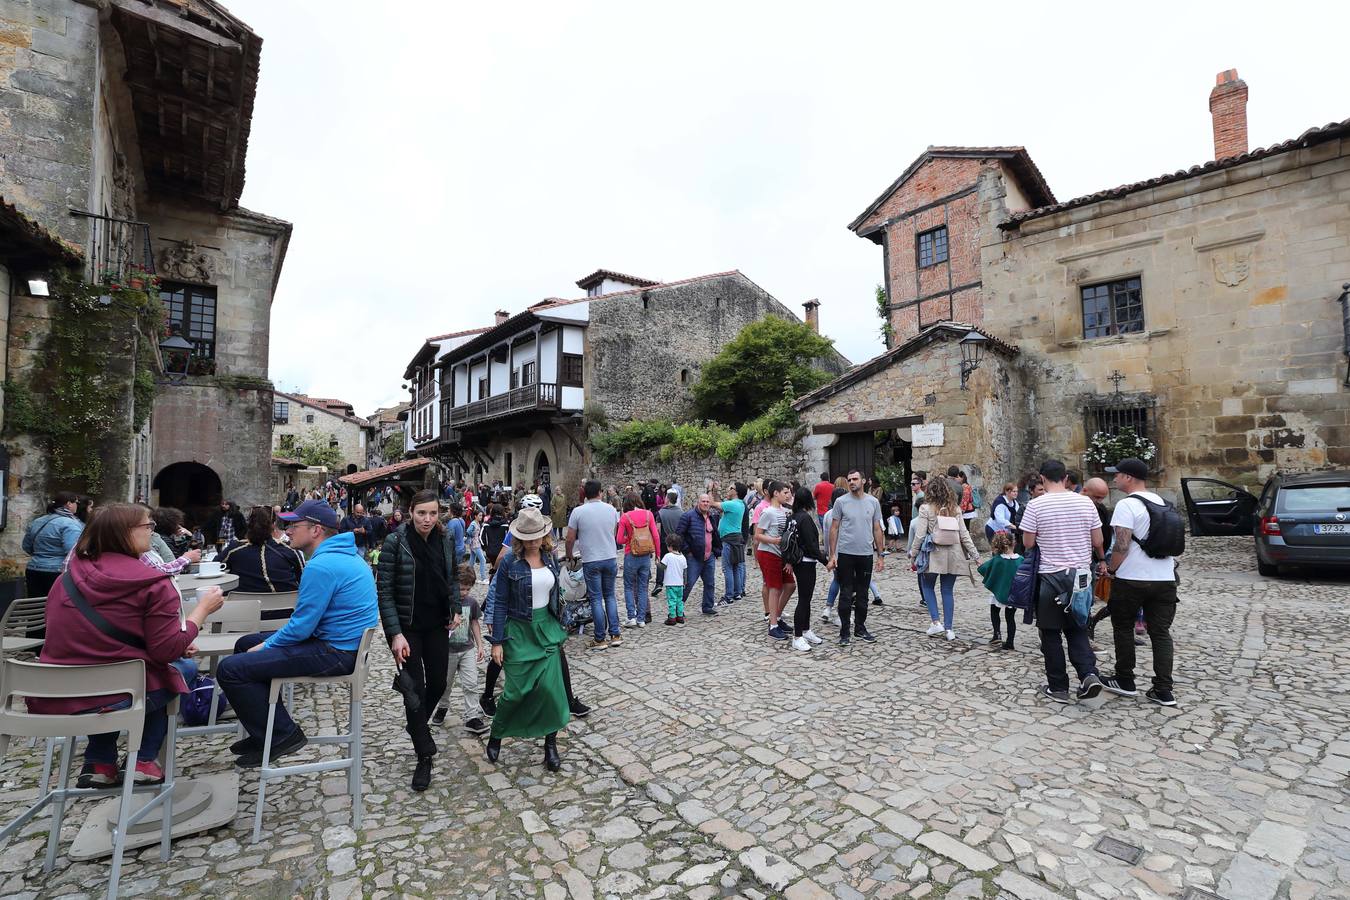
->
[[661, 535, 687, 625]]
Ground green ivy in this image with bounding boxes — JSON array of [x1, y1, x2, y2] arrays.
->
[[589, 400, 801, 465], [3, 268, 164, 495]]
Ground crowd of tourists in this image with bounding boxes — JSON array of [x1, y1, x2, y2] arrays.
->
[[16, 455, 1180, 795]]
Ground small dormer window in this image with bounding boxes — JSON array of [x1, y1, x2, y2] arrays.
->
[[680, 369, 690, 384]]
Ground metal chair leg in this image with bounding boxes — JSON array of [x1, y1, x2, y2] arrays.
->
[[252, 697, 280, 844], [43, 736, 74, 873], [348, 686, 362, 827], [38, 736, 56, 802], [158, 714, 177, 862], [107, 750, 139, 900]]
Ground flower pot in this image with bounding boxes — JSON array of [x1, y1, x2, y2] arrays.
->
[[128, 277, 145, 290]]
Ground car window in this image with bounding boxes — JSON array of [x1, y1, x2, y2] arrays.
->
[[1276, 485, 1350, 512]]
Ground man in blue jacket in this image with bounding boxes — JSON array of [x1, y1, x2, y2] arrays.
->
[[676, 494, 722, 616], [218, 499, 379, 767]]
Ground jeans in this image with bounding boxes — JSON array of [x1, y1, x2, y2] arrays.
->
[[686, 553, 717, 613], [82, 688, 174, 764], [470, 546, 488, 581], [919, 573, 957, 629], [622, 553, 652, 622], [1036, 574, 1099, 693], [721, 541, 746, 598], [1108, 578, 1178, 691], [216, 632, 357, 744], [583, 558, 620, 638], [835, 553, 873, 637], [403, 627, 449, 757]]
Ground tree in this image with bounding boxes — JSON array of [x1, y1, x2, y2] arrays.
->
[[381, 430, 405, 463], [691, 317, 836, 423], [293, 427, 344, 471], [876, 283, 893, 348]]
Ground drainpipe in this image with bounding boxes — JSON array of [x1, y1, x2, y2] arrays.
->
[[1338, 283, 1350, 387]]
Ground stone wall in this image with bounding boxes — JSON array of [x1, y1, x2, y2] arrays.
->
[[272, 404, 367, 475], [985, 136, 1350, 487], [591, 431, 811, 495], [585, 272, 849, 423]]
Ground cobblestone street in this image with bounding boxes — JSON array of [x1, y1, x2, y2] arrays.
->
[[1, 538, 1347, 899]]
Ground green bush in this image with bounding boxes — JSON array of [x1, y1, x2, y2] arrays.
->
[[588, 400, 801, 465]]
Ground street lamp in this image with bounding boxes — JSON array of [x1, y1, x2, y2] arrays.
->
[[159, 333, 194, 385], [959, 330, 988, 390]]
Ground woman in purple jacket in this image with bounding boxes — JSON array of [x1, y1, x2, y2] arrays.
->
[[32, 504, 223, 787]]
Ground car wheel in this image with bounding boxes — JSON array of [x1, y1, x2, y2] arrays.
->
[[1256, 559, 1278, 577]]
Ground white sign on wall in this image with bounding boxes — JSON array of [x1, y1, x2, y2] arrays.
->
[[911, 423, 944, 447]]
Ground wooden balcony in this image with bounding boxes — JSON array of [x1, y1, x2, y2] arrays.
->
[[443, 382, 559, 434]]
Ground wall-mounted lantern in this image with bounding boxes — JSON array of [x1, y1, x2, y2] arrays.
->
[[959, 331, 988, 390], [159, 333, 194, 385]]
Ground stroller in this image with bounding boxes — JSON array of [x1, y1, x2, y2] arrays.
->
[[560, 557, 592, 635]]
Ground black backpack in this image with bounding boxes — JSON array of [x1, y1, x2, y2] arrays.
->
[[779, 518, 803, 566], [482, 520, 509, 564], [1125, 494, 1186, 559]]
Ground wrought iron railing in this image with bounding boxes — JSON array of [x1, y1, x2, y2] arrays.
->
[[70, 209, 155, 286]]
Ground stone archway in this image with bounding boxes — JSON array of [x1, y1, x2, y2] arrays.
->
[[533, 450, 550, 486], [152, 462, 222, 529]]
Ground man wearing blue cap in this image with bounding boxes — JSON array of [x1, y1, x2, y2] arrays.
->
[[218, 499, 380, 766]]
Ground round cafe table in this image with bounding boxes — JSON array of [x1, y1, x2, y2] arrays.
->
[[172, 571, 240, 596]]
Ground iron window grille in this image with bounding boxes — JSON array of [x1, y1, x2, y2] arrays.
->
[[1084, 394, 1159, 467], [1081, 277, 1144, 338], [917, 226, 949, 268], [561, 354, 583, 388]]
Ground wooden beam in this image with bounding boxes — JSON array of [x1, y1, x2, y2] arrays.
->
[[112, 0, 243, 52], [811, 415, 925, 435]]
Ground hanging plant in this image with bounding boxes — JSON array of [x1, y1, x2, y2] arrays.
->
[[1084, 427, 1157, 468]]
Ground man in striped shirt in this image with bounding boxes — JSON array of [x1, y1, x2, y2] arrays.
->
[[1019, 459, 1105, 704]]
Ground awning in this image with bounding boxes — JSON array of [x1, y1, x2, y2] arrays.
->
[[339, 457, 433, 489]]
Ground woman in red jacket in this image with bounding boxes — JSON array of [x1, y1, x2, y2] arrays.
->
[[33, 503, 223, 787]]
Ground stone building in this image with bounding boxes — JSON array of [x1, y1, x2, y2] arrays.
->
[[403, 269, 848, 499], [402, 326, 490, 461], [0, 0, 291, 550], [271, 393, 374, 476], [800, 70, 1350, 512], [366, 401, 410, 468]]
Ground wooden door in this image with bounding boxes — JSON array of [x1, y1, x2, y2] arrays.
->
[[829, 432, 874, 483]]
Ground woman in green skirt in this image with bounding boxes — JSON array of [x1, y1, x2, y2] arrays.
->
[[484, 507, 570, 770]]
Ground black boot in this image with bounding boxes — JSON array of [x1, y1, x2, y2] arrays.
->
[[543, 733, 561, 772], [485, 737, 501, 763], [411, 755, 433, 792]]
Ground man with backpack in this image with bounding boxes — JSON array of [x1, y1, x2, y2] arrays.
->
[[1100, 458, 1182, 707], [480, 504, 510, 573]]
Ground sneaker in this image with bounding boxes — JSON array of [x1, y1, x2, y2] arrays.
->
[[568, 697, 591, 718], [634, 621, 645, 629], [676, 616, 685, 624], [664, 617, 677, 626], [764, 614, 771, 622], [838, 636, 851, 647], [945, 629, 956, 642], [480, 694, 497, 717], [1040, 685, 1071, 704], [1146, 688, 1178, 707], [702, 609, 718, 616], [926, 622, 945, 636], [768, 624, 790, 641], [464, 717, 490, 735], [590, 638, 609, 651], [802, 630, 823, 645], [624, 618, 637, 627], [988, 636, 1002, 646], [77, 761, 120, 788], [791, 636, 812, 651], [719, 596, 734, 606], [871, 598, 884, 606], [1001, 641, 1014, 651], [856, 629, 877, 643], [133, 760, 165, 785], [431, 707, 448, 726], [1101, 676, 1139, 697], [1078, 674, 1104, 700], [820, 611, 832, 623], [609, 635, 624, 647]]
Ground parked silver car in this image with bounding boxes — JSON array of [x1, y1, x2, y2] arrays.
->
[[1182, 472, 1350, 576]]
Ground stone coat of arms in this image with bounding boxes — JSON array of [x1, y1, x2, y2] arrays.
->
[[159, 241, 216, 284], [1212, 249, 1251, 286]]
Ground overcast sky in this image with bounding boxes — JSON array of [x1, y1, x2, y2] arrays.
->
[[231, 0, 1350, 416]]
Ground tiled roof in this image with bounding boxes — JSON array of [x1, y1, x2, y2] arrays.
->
[[848, 147, 1056, 234], [277, 391, 370, 427], [339, 457, 432, 487], [271, 456, 305, 468], [0, 196, 84, 266], [575, 268, 659, 290], [794, 323, 1017, 412], [1002, 118, 1350, 228], [426, 326, 490, 342]]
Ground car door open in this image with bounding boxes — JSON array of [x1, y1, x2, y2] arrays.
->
[[1180, 478, 1258, 536]]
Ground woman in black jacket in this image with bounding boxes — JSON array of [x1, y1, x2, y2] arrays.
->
[[220, 507, 306, 596], [376, 489, 460, 792], [789, 487, 826, 652]]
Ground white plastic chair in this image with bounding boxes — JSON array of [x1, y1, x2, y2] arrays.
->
[[251, 626, 379, 843], [0, 658, 179, 899], [227, 591, 297, 630], [176, 598, 261, 738], [0, 595, 46, 654]]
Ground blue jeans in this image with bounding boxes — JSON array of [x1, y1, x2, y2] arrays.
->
[[217, 632, 357, 743], [721, 542, 746, 598], [622, 553, 652, 622], [470, 546, 488, 581], [686, 553, 717, 613], [82, 687, 174, 764], [583, 559, 620, 638], [826, 575, 880, 607], [919, 573, 957, 629]]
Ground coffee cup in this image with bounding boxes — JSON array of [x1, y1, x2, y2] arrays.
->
[[198, 561, 223, 576]]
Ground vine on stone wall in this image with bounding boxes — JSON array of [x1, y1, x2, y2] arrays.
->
[[589, 399, 802, 465], [3, 268, 165, 496]]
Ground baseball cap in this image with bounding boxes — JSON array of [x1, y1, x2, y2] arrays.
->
[[1104, 458, 1149, 479], [277, 498, 339, 529]]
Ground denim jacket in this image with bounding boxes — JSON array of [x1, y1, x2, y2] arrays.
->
[[484, 548, 563, 644], [22, 509, 84, 573]]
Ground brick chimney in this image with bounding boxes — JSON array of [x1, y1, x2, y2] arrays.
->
[[802, 298, 820, 333], [1209, 69, 1249, 160], [494, 309, 509, 326]]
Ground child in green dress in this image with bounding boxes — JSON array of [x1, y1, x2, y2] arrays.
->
[[978, 530, 1022, 650]]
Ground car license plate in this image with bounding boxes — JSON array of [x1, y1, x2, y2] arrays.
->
[[1314, 524, 1348, 534]]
